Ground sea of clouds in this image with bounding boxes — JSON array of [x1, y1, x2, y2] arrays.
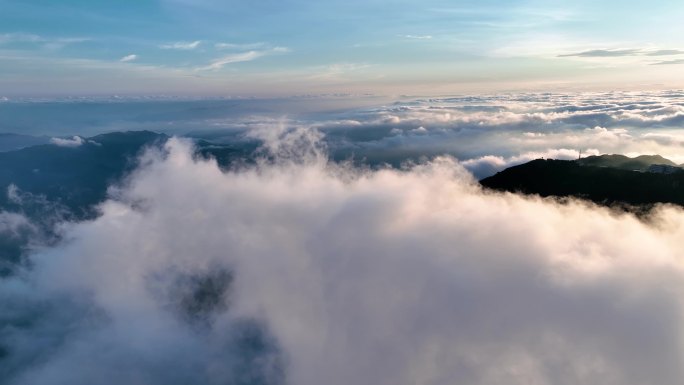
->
[[2, 123, 684, 384], [316, 90, 684, 177], [154, 90, 684, 178], [6, 90, 684, 179]]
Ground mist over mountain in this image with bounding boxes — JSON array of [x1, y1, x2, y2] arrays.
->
[[0, 131, 166, 214], [2, 93, 684, 384], [5, 90, 684, 179]]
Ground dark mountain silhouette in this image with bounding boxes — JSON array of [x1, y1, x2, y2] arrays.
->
[[194, 139, 260, 168], [480, 155, 684, 208], [0, 131, 168, 218], [0, 131, 264, 274], [0, 133, 50, 152], [0, 131, 167, 274], [0, 131, 259, 214]]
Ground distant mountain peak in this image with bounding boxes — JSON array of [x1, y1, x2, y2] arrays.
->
[[481, 155, 684, 209], [577, 153, 679, 171]]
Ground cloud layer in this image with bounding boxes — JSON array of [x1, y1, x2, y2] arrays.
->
[[4, 90, 684, 179], [193, 90, 684, 177], [119, 54, 137, 62], [3, 130, 684, 384]]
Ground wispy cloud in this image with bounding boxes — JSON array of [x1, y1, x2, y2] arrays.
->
[[120, 54, 138, 62], [0, 33, 90, 50], [196, 51, 266, 71], [560, 48, 684, 58], [214, 42, 266, 50], [402, 34, 433, 40], [160, 40, 201, 50], [645, 49, 684, 56], [651, 59, 684, 66], [559, 49, 641, 58], [196, 47, 289, 71], [308, 63, 372, 80], [0, 33, 42, 44]]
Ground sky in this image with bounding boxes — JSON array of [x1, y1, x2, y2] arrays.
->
[[1, 0, 684, 96]]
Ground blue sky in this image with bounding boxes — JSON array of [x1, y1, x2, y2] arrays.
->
[[1, 0, 684, 96]]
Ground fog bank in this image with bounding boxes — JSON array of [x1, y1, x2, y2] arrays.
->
[[2, 130, 684, 385]]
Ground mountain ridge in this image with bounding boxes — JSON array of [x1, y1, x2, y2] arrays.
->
[[480, 154, 684, 209]]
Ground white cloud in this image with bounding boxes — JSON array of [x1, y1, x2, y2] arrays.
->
[[214, 42, 266, 50], [0, 33, 43, 44], [119, 54, 137, 62], [159, 40, 202, 50], [196, 47, 289, 71], [560, 48, 684, 58], [197, 51, 265, 71], [402, 34, 433, 40], [0, 33, 90, 50], [461, 148, 601, 178], [5, 130, 684, 384], [50, 136, 85, 147]]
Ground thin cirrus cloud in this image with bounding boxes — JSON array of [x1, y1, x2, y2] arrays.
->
[[196, 51, 267, 71], [0, 32, 90, 49], [558, 49, 643, 57], [402, 34, 433, 40], [645, 49, 684, 56], [651, 59, 684, 66], [214, 42, 266, 50], [0, 32, 44, 43], [196, 47, 289, 71], [559, 48, 684, 58], [159, 40, 202, 50], [120, 54, 137, 62]]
